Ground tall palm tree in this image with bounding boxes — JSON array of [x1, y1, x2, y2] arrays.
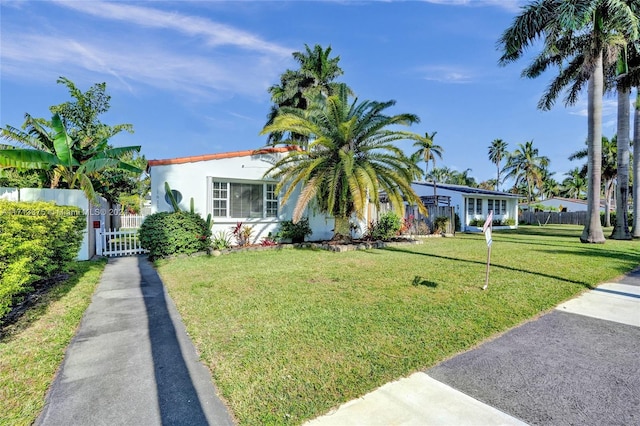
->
[[612, 68, 632, 239], [634, 91, 640, 236], [259, 85, 425, 237], [498, 0, 638, 243], [412, 131, 443, 180], [265, 44, 349, 146], [488, 138, 508, 191], [503, 141, 549, 207], [1, 113, 141, 203], [412, 130, 443, 201]]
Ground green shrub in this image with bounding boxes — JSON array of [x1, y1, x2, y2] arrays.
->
[[0, 200, 85, 320], [433, 216, 450, 233], [277, 218, 312, 243], [211, 230, 233, 250], [601, 211, 634, 226], [139, 211, 211, 259], [469, 218, 484, 227], [368, 212, 402, 240], [502, 217, 516, 226]]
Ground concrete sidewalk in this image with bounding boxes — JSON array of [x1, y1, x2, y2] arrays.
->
[[36, 256, 234, 426], [306, 270, 640, 426]]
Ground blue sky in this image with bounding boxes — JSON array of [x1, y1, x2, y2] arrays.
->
[[0, 0, 622, 185]]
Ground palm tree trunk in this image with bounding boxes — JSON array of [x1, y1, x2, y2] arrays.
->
[[605, 178, 613, 228], [611, 86, 631, 239], [633, 89, 640, 237], [333, 216, 351, 239], [581, 52, 606, 243]]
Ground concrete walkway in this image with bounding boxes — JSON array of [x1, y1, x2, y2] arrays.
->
[[306, 269, 640, 426], [36, 256, 234, 426]]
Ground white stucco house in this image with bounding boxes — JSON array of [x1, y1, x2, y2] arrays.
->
[[147, 147, 371, 243], [411, 182, 520, 232], [519, 196, 607, 213]]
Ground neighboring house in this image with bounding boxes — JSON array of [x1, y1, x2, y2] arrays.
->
[[411, 182, 520, 232], [147, 147, 367, 243], [519, 197, 607, 213]]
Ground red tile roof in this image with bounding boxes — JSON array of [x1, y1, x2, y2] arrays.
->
[[147, 146, 300, 167]]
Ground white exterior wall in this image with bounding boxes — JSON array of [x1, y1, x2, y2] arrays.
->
[[411, 183, 519, 231], [149, 153, 336, 243]]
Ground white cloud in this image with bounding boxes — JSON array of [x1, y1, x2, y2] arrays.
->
[[417, 65, 474, 84], [422, 0, 525, 13], [568, 99, 617, 119], [0, 33, 281, 100], [1, 2, 294, 101], [53, 0, 292, 57]]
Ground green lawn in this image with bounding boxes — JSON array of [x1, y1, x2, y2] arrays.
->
[[156, 225, 639, 425], [0, 260, 106, 426]]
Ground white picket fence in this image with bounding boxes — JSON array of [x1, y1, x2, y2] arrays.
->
[[115, 214, 147, 229], [96, 228, 148, 257]]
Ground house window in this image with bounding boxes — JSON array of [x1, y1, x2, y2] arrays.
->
[[494, 199, 501, 215], [266, 184, 278, 217], [212, 181, 228, 217], [210, 180, 278, 219], [501, 200, 507, 213], [476, 199, 482, 215], [468, 198, 475, 215], [488, 199, 493, 214]]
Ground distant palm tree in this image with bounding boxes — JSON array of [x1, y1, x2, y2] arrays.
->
[[425, 166, 453, 184], [478, 179, 498, 191], [569, 136, 617, 226], [412, 130, 443, 201], [450, 168, 477, 187], [561, 168, 588, 200], [488, 138, 508, 191], [412, 131, 443, 180], [503, 141, 549, 207], [540, 172, 560, 200], [260, 84, 425, 237]]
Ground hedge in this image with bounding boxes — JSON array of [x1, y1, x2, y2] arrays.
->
[[139, 211, 211, 259], [0, 200, 85, 320]]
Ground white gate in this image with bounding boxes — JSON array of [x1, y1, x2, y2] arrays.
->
[[96, 228, 148, 257], [115, 214, 147, 229]]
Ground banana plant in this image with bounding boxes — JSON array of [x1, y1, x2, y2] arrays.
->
[[0, 113, 141, 203]]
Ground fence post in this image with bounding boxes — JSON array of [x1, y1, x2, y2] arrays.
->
[[95, 228, 103, 256]]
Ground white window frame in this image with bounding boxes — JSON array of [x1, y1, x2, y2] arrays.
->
[[208, 178, 278, 219]]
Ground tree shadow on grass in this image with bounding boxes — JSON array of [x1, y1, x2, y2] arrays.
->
[[381, 247, 594, 288], [530, 247, 640, 275], [0, 260, 106, 341]]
